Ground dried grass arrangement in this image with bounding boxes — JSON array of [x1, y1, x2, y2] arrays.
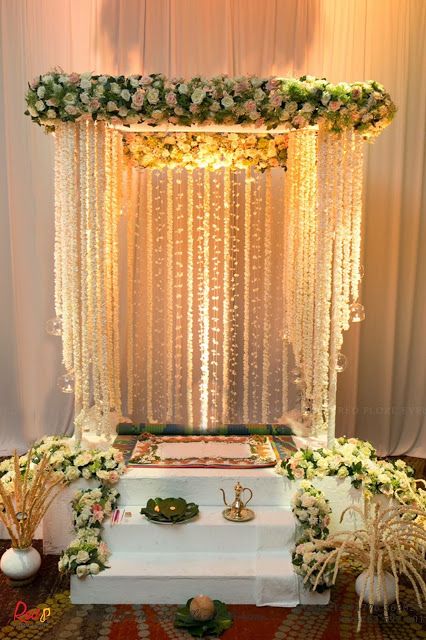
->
[[0, 449, 66, 549], [303, 501, 426, 631]]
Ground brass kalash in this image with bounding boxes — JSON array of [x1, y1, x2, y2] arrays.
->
[[220, 482, 255, 522]]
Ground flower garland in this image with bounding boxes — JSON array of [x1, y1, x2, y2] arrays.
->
[[123, 132, 288, 172], [278, 436, 418, 503], [25, 72, 396, 138], [291, 482, 334, 592], [58, 484, 119, 577]]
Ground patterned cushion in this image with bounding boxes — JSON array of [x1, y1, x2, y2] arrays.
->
[[116, 423, 294, 436]]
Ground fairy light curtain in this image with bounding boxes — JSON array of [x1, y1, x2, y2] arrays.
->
[[25, 73, 395, 442]]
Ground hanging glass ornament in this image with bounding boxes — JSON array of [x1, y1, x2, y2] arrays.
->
[[350, 302, 365, 323], [46, 316, 63, 336], [57, 372, 75, 393], [336, 353, 348, 373]]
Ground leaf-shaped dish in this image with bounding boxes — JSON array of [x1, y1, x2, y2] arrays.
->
[[140, 497, 199, 524]]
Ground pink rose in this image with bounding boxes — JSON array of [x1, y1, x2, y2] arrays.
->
[[245, 100, 257, 112], [131, 90, 145, 108], [189, 104, 199, 113], [91, 504, 104, 522], [46, 98, 59, 107], [270, 94, 282, 108], [89, 98, 100, 112], [68, 72, 80, 85], [139, 76, 153, 86], [168, 116, 178, 123], [30, 77, 39, 90], [329, 100, 342, 112], [294, 468, 305, 479], [108, 471, 119, 483], [113, 451, 124, 463], [165, 92, 177, 106]]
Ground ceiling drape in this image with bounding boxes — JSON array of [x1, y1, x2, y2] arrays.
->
[[0, 0, 424, 455]]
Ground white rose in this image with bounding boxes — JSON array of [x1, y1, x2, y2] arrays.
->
[[75, 452, 92, 467], [63, 92, 76, 104], [98, 75, 108, 84], [129, 76, 140, 88], [89, 563, 100, 575], [80, 77, 92, 90], [82, 468, 92, 480], [221, 95, 234, 109], [118, 106, 128, 117], [65, 466, 80, 481], [121, 89, 131, 101], [110, 82, 121, 94], [28, 106, 38, 117], [80, 93, 90, 104], [178, 83, 188, 94], [35, 100, 45, 111], [147, 88, 159, 104], [76, 550, 90, 563], [76, 565, 89, 578], [37, 86, 46, 98], [42, 74, 53, 83], [191, 88, 206, 104]]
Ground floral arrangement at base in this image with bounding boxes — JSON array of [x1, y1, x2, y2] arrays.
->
[[123, 131, 288, 172], [58, 529, 111, 578], [0, 436, 125, 578], [59, 484, 119, 577], [301, 501, 426, 631], [291, 481, 334, 592], [25, 72, 396, 138], [278, 437, 418, 504]]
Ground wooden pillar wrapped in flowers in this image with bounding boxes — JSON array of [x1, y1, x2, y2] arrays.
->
[[26, 73, 396, 443]]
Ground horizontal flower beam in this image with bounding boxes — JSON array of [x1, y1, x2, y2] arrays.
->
[[25, 72, 396, 138]]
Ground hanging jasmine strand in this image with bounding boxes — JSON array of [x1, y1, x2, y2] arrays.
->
[[262, 171, 272, 422], [242, 168, 252, 423], [186, 170, 194, 426], [200, 171, 210, 430], [166, 168, 174, 421], [222, 167, 231, 423]]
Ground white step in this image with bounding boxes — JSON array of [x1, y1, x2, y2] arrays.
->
[[71, 551, 302, 606], [118, 466, 296, 506], [103, 506, 295, 553]]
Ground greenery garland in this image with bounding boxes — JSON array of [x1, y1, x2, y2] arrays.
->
[[25, 72, 396, 137]]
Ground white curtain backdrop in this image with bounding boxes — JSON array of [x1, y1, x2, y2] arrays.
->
[[0, 0, 425, 456]]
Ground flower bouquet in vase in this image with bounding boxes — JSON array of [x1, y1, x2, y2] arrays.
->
[[0, 449, 66, 585]]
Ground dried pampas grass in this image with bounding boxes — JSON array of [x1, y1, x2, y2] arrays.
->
[[0, 449, 66, 549]]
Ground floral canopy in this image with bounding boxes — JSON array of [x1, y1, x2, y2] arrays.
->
[[26, 72, 395, 443]]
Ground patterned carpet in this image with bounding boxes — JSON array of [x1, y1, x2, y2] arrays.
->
[[1, 542, 425, 639]]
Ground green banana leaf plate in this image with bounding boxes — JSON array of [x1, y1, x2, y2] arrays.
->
[[140, 497, 199, 524]]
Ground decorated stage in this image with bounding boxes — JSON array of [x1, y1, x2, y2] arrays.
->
[[36, 432, 364, 608]]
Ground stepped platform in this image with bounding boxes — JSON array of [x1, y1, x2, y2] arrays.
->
[[41, 434, 362, 607]]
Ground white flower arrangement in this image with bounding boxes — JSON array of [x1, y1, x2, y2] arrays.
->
[[278, 437, 417, 505], [123, 131, 288, 172], [25, 72, 396, 138], [291, 480, 331, 540], [71, 484, 119, 530], [291, 482, 334, 592], [58, 528, 111, 577], [0, 435, 125, 486]]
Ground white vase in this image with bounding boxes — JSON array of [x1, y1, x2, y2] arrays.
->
[[355, 569, 397, 605], [0, 546, 41, 584]]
